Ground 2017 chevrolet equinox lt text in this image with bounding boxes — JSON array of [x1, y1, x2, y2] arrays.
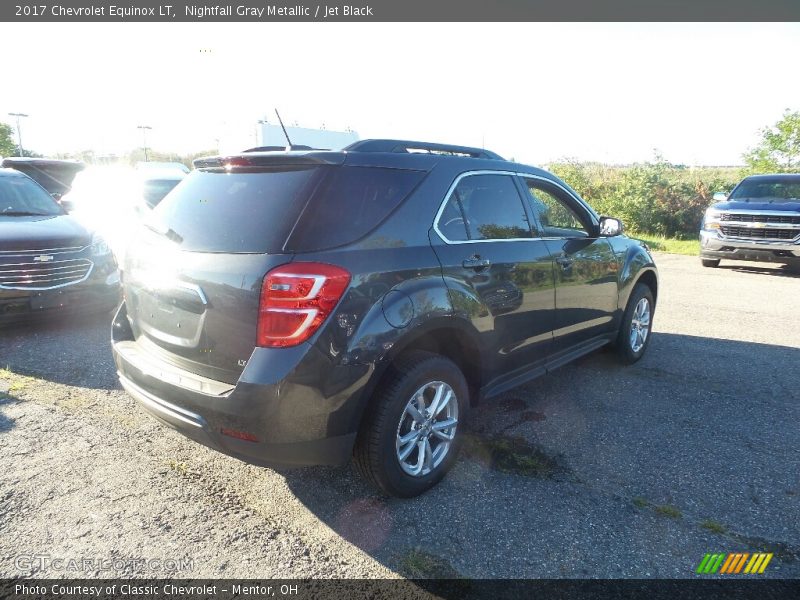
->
[[112, 139, 658, 497]]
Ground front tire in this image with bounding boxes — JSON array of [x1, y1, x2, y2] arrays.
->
[[701, 258, 720, 268], [354, 351, 468, 497], [616, 283, 655, 365]]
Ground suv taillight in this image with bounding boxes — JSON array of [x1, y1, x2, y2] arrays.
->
[[257, 262, 351, 348]]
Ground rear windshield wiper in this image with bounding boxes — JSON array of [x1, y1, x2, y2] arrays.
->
[[0, 210, 54, 216], [143, 220, 184, 244]]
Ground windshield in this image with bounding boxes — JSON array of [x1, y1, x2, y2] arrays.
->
[[137, 161, 190, 174], [729, 179, 800, 202], [0, 176, 63, 216], [142, 179, 182, 208]]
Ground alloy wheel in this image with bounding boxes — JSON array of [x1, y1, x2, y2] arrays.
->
[[629, 297, 651, 353], [395, 381, 459, 477]]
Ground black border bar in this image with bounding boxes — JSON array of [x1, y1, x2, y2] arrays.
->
[[2, 579, 800, 600], [3, 0, 800, 22]]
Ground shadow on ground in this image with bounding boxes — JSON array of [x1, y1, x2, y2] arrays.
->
[[717, 263, 800, 279], [0, 310, 119, 391], [282, 333, 800, 578], [0, 387, 22, 434]]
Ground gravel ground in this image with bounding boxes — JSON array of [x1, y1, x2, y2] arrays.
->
[[0, 252, 798, 579]]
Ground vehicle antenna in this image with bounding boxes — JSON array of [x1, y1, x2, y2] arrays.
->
[[274, 109, 294, 150]]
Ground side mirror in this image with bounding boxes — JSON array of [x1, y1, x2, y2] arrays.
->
[[599, 216, 623, 237], [57, 197, 75, 213], [712, 191, 728, 202]]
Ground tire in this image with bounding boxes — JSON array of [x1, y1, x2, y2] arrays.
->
[[354, 351, 469, 498], [785, 263, 800, 275], [616, 283, 655, 365], [701, 258, 720, 268]]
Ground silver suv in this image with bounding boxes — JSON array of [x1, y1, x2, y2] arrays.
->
[[700, 174, 800, 269]]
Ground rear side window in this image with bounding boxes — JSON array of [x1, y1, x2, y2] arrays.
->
[[287, 166, 425, 251], [150, 168, 318, 253], [437, 174, 532, 241]]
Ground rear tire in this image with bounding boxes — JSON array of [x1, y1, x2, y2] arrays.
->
[[354, 351, 468, 498], [785, 263, 800, 275], [701, 258, 720, 268], [616, 283, 655, 365]]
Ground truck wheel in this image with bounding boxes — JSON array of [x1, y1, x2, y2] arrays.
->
[[616, 283, 655, 365], [354, 351, 468, 497], [701, 259, 720, 268]]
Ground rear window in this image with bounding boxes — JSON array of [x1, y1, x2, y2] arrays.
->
[[148, 165, 423, 253], [149, 167, 318, 253], [287, 166, 424, 251]]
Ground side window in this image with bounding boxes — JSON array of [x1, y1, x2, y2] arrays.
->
[[438, 174, 532, 241], [523, 178, 589, 238]]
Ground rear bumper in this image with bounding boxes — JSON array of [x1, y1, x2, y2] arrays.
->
[[699, 230, 800, 264], [111, 303, 370, 468], [117, 371, 356, 467]]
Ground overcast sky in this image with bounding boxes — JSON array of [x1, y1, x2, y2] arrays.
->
[[2, 22, 799, 166]]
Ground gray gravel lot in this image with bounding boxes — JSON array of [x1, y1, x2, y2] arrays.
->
[[0, 252, 798, 579]]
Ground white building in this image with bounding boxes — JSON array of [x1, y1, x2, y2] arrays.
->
[[254, 123, 359, 151]]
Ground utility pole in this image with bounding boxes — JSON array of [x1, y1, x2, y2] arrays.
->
[[137, 125, 152, 161], [8, 112, 29, 157]]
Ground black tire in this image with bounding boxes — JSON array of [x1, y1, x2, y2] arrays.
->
[[354, 351, 469, 498], [616, 283, 655, 365], [784, 263, 800, 275], [701, 258, 720, 268]]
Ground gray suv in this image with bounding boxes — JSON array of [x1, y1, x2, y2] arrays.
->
[[112, 139, 658, 497]]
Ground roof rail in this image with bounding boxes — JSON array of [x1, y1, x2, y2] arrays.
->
[[344, 139, 504, 160]]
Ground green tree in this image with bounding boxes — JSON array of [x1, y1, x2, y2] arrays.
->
[[743, 109, 800, 174], [0, 122, 16, 156]]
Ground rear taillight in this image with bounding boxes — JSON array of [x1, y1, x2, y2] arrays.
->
[[257, 262, 351, 348]]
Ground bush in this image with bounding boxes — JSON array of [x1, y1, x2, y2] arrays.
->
[[549, 158, 739, 238]]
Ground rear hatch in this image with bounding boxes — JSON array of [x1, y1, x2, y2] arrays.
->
[[1, 158, 85, 196], [123, 152, 426, 384], [123, 158, 335, 384]]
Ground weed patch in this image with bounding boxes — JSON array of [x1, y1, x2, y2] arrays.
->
[[654, 504, 682, 519], [462, 434, 565, 478], [398, 548, 462, 579], [700, 520, 727, 535]]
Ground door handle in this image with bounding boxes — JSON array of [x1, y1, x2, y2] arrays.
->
[[556, 256, 574, 270], [462, 256, 491, 270]]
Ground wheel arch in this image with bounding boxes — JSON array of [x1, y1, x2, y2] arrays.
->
[[617, 241, 659, 311], [635, 268, 659, 306], [358, 318, 484, 415]]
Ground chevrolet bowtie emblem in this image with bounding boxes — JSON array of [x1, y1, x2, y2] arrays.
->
[[33, 255, 54, 262]]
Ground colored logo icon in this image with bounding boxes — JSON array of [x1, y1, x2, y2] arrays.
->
[[696, 553, 773, 574]]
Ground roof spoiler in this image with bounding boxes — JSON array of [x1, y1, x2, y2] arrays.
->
[[343, 139, 504, 160], [192, 153, 345, 169]]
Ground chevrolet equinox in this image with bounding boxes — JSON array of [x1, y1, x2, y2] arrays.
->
[[112, 139, 658, 497]]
